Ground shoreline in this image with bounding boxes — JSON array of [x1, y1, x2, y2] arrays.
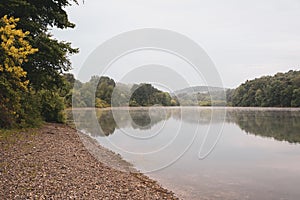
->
[[68, 106, 300, 111], [0, 123, 178, 199]]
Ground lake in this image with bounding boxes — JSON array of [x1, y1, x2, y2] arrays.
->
[[70, 107, 300, 200]]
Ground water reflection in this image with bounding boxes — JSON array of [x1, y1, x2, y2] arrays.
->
[[69, 107, 300, 199], [129, 108, 171, 130], [70, 108, 300, 144], [71, 108, 172, 137], [226, 110, 300, 144], [98, 110, 116, 136]]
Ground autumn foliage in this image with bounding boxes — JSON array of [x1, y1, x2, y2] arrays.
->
[[0, 15, 39, 128]]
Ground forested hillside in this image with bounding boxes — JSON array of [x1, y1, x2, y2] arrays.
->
[[174, 86, 226, 106], [227, 70, 300, 107]]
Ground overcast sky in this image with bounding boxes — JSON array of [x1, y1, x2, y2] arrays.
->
[[53, 0, 300, 88]]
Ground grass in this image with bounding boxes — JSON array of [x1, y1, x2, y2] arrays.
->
[[0, 127, 39, 149]]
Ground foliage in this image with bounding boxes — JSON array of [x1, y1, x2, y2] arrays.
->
[[62, 73, 76, 107], [18, 91, 43, 127], [226, 89, 235, 106], [0, 15, 38, 88], [72, 76, 96, 107], [39, 90, 66, 123], [111, 83, 131, 106], [96, 76, 116, 104], [0, 1, 78, 128], [71, 76, 178, 108], [0, 0, 79, 88], [228, 70, 300, 107], [291, 88, 300, 107], [95, 98, 110, 108], [176, 90, 226, 106], [130, 83, 174, 106], [0, 15, 39, 128]]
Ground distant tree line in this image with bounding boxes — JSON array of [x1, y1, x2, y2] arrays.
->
[[68, 70, 300, 109], [70, 76, 179, 108], [227, 70, 300, 107], [176, 91, 227, 106]]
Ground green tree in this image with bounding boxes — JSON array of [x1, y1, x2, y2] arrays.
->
[[130, 84, 158, 106], [130, 83, 174, 106], [96, 76, 116, 104], [291, 89, 300, 107], [231, 70, 300, 107], [254, 89, 263, 106], [39, 90, 66, 123], [0, 0, 79, 125], [62, 73, 76, 107], [0, 0, 79, 90]]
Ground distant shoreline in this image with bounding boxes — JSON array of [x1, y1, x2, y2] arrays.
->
[[68, 106, 300, 111]]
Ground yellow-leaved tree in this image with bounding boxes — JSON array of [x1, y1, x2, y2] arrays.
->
[[0, 15, 38, 128]]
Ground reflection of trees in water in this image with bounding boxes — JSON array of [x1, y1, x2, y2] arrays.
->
[[129, 108, 171, 130], [71, 110, 103, 137], [172, 108, 300, 144], [129, 110, 151, 129], [70, 110, 118, 137], [226, 110, 300, 144], [71, 108, 171, 137], [98, 110, 116, 136], [69, 108, 300, 143]]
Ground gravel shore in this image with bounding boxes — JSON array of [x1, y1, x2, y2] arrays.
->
[[0, 123, 178, 199]]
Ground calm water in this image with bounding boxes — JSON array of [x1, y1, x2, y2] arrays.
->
[[70, 107, 300, 200]]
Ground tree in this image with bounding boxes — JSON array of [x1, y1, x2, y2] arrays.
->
[[0, 0, 79, 91], [0, 1, 79, 126], [231, 70, 300, 107], [96, 76, 116, 104], [291, 89, 300, 107], [130, 84, 157, 106], [130, 83, 174, 106], [226, 89, 235, 106], [0, 15, 38, 128], [254, 89, 263, 106]]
